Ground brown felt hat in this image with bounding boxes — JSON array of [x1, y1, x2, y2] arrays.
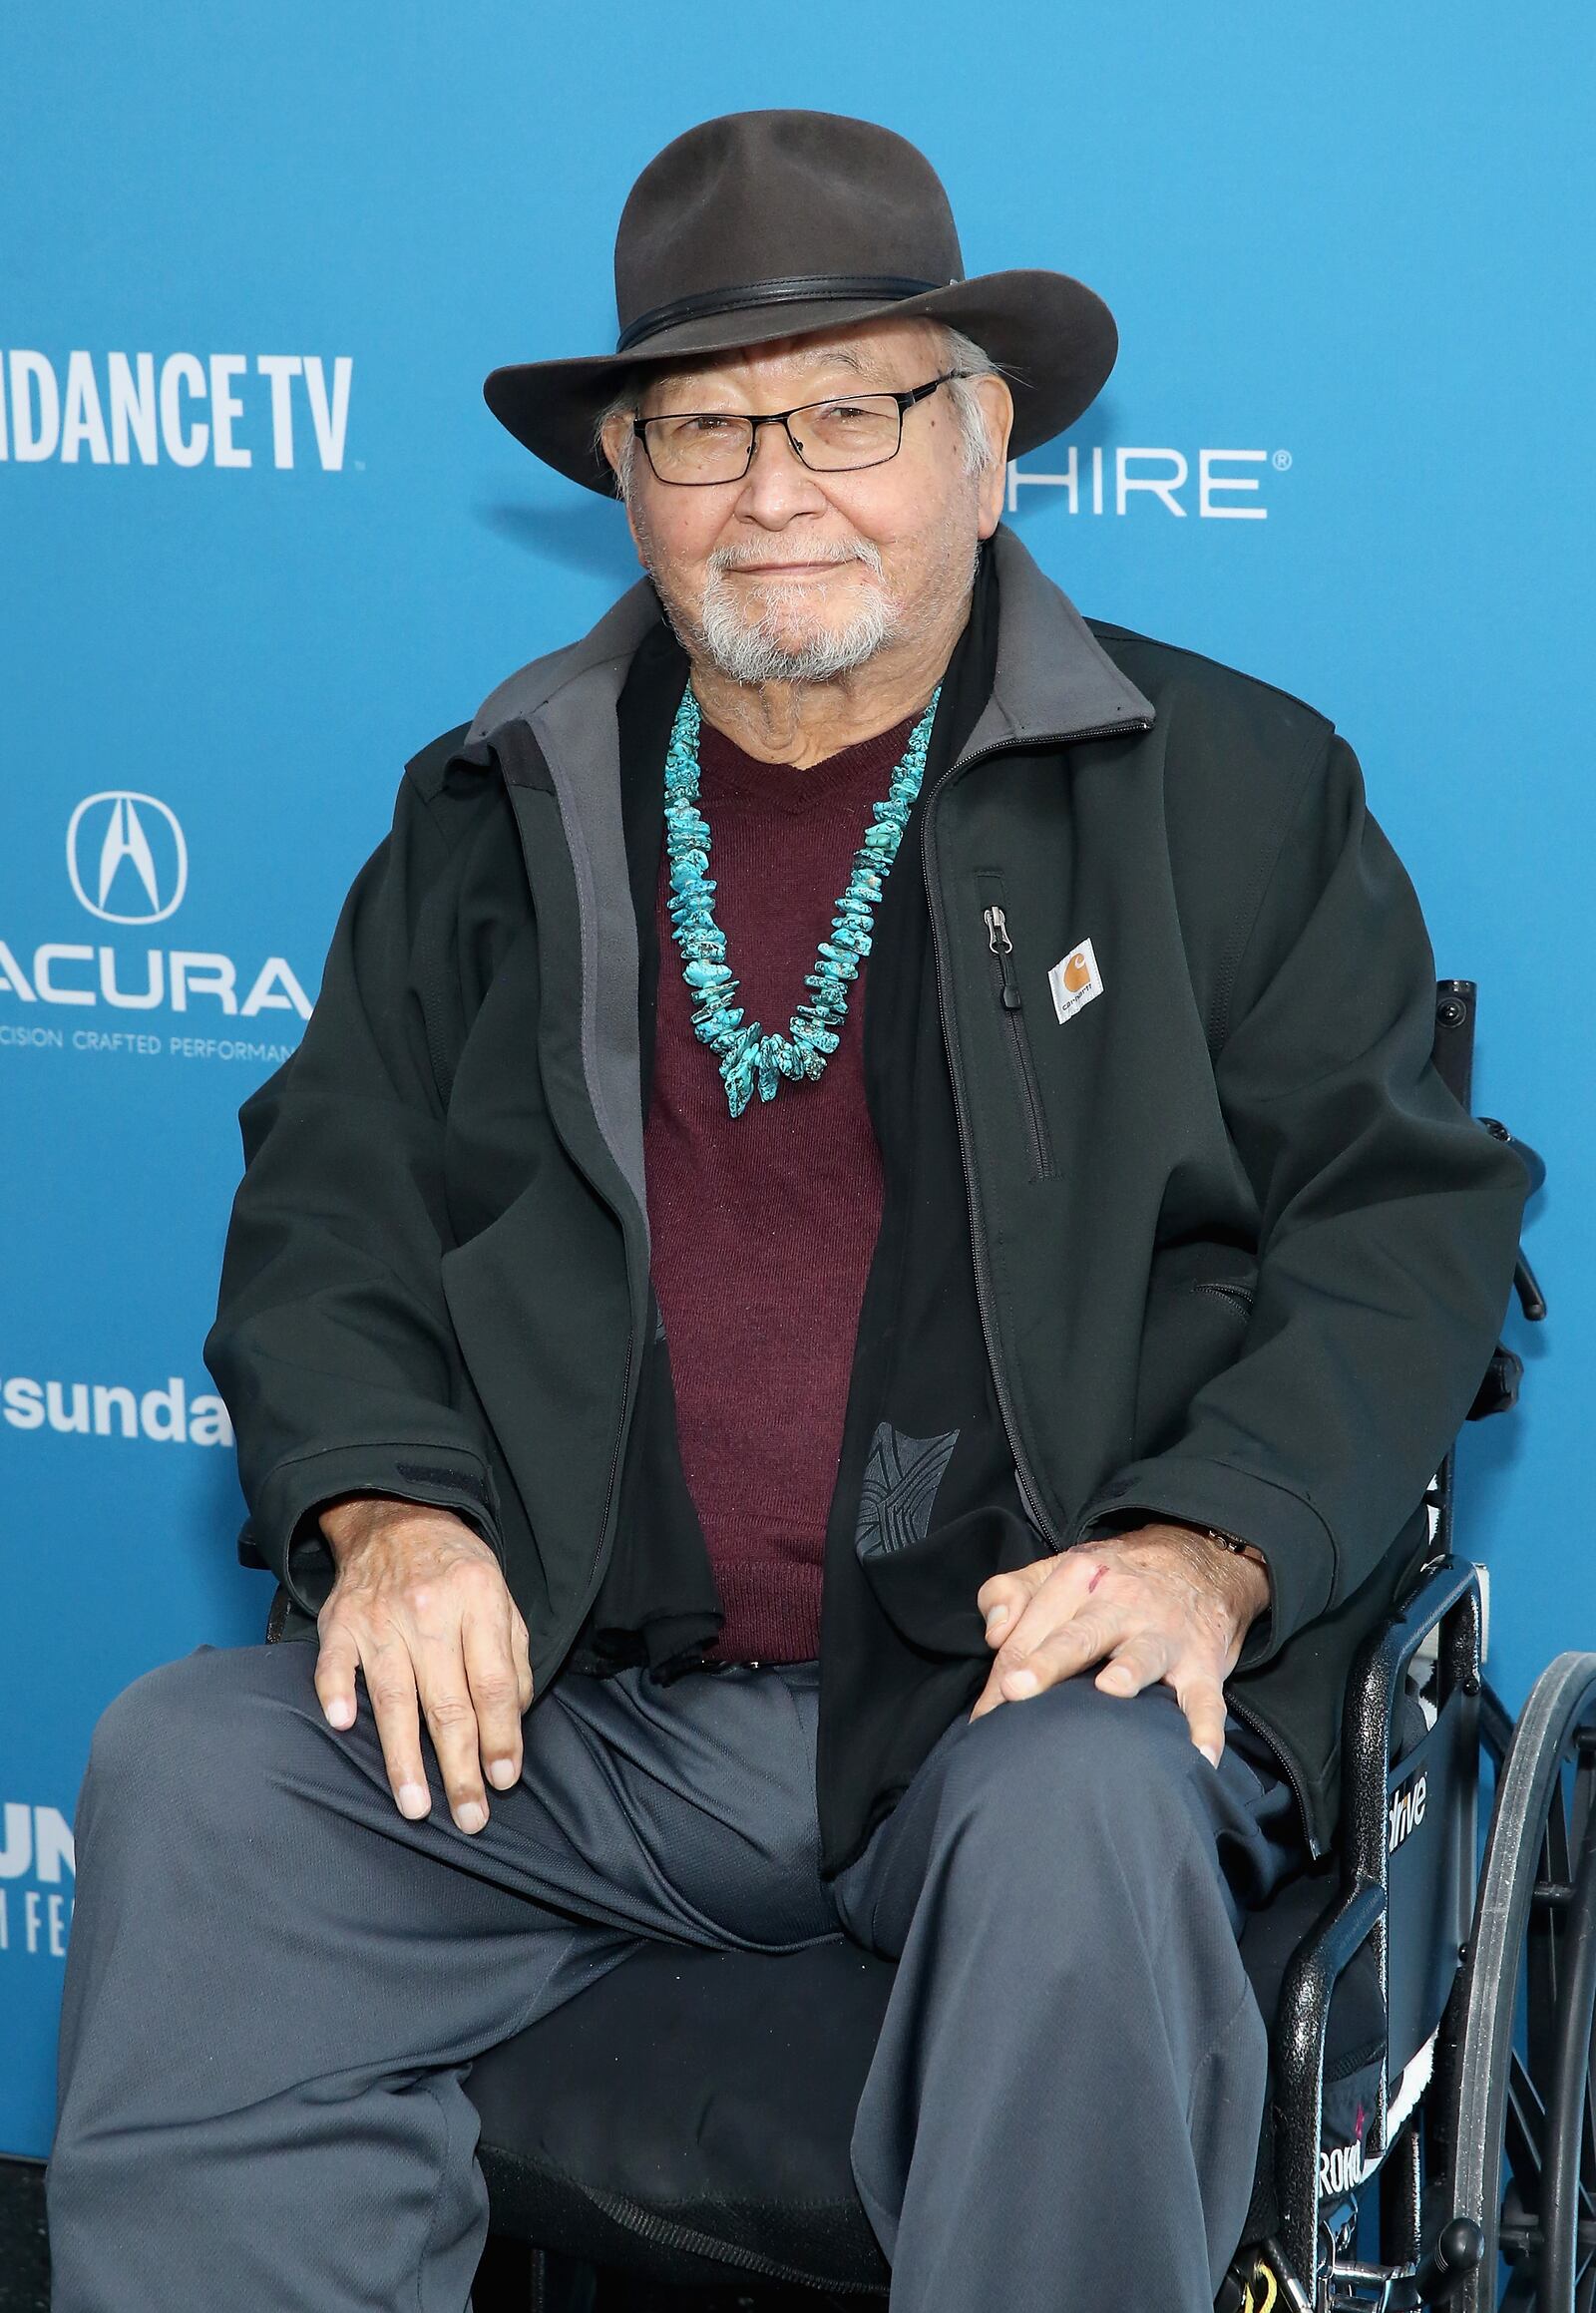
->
[[484, 109, 1118, 495]]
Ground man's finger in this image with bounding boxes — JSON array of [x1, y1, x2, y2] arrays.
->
[[510, 1611, 536, 1715], [1093, 1633, 1169, 1699], [969, 1658, 1011, 1720], [463, 1598, 528, 1791], [1176, 1671, 1229, 1768], [313, 1629, 360, 1732], [976, 1560, 1050, 1644], [360, 1633, 433, 1820], [998, 1608, 1122, 1698], [982, 1550, 1111, 1658], [414, 1632, 492, 1835]]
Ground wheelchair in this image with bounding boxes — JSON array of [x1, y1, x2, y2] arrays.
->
[[259, 979, 1586, 2312]]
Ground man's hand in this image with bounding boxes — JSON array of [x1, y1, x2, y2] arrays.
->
[[971, 1522, 1271, 1764], [313, 1495, 535, 1834]]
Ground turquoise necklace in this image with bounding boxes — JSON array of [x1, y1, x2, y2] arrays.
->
[[662, 681, 942, 1117]]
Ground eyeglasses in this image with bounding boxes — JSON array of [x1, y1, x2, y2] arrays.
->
[[631, 372, 960, 486]]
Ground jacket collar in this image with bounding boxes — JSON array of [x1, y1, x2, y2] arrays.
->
[[957, 524, 1155, 761], [465, 520, 1154, 757], [466, 578, 663, 750]]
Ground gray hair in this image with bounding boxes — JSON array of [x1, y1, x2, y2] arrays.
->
[[595, 323, 1002, 500]]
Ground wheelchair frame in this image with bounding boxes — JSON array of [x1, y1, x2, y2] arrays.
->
[[1220, 980, 1591, 2313], [1236, 1558, 1596, 2313], [1252, 1548, 1484, 2309]]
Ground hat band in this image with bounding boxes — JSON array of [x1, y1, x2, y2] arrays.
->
[[615, 271, 949, 354]]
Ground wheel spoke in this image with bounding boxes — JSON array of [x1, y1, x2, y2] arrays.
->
[[1507, 2052, 1547, 2191], [1573, 1739, 1596, 1859], [1542, 1784, 1596, 2312], [1549, 1768, 1574, 1887], [1528, 1864, 1563, 2096]]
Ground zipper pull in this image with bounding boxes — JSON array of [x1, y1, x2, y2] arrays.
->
[[983, 905, 1023, 1010]]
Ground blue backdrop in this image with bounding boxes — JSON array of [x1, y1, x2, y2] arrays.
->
[[3, 1, 1591, 2157]]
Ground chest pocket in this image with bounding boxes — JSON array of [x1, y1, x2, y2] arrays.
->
[[973, 868, 1057, 1181]]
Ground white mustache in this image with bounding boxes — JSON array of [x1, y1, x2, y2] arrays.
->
[[706, 540, 886, 578]]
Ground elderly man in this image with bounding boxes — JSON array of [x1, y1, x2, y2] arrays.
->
[[48, 110, 1524, 2313]]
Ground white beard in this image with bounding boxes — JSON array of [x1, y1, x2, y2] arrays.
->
[[695, 549, 899, 685], [636, 516, 983, 692]]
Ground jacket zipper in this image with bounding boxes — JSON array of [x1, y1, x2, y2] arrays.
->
[[1194, 1280, 1255, 1316], [925, 722, 1324, 1858], [983, 902, 1054, 1178], [1222, 1688, 1325, 1859], [922, 723, 1146, 1539]]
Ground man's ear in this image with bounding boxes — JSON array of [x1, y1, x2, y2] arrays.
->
[[974, 373, 1014, 539], [598, 411, 649, 570]]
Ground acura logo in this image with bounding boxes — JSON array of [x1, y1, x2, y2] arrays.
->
[[66, 792, 188, 925]]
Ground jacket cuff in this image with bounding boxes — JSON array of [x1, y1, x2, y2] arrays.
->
[[1065, 1455, 1338, 1668], [252, 1441, 504, 1620]]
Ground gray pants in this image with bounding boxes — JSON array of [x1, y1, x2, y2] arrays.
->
[[47, 1638, 1303, 2312]]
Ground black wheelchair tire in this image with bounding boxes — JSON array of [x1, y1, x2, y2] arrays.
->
[[1437, 1650, 1596, 2311]]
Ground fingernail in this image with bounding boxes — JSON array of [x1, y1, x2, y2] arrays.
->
[[1200, 1745, 1222, 1769], [324, 1697, 353, 1729], [986, 1604, 1008, 1632], [398, 1782, 431, 1818], [487, 1756, 518, 1789], [1001, 1668, 1037, 1697], [456, 1800, 487, 1834]]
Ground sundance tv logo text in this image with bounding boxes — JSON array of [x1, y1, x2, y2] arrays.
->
[[2, 1371, 234, 1447], [0, 1804, 75, 1961], [1, 349, 353, 471]]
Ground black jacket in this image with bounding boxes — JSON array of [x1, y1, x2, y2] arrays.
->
[[206, 525, 1527, 1872]]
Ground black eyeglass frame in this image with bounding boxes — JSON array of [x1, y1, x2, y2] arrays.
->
[[629, 371, 961, 486]]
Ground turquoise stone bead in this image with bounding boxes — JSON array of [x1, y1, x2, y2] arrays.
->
[[660, 677, 940, 1117]]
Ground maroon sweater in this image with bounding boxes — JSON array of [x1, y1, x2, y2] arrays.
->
[[643, 709, 916, 1662]]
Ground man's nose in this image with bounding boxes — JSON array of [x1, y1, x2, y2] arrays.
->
[[730, 419, 829, 527]]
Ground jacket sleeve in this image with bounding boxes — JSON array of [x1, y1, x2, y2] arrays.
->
[[1072, 728, 1529, 1665], [202, 768, 503, 1620]]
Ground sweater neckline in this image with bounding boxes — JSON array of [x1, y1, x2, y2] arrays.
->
[[694, 711, 919, 817]]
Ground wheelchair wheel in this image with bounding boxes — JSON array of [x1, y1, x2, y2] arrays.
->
[[1437, 1651, 1596, 2309]]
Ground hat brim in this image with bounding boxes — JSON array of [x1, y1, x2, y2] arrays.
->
[[482, 269, 1117, 495]]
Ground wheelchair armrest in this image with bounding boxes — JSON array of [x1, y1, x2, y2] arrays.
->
[[1340, 1556, 1482, 1895], [1269, 1556, 1483, 2290]]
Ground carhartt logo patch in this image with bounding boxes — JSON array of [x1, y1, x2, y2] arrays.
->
[[1047, 938, 1103, 1024]]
